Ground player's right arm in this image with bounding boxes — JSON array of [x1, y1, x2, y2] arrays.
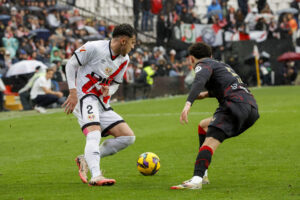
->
[[62, 55, 80, 114], [63, 42, 96, 114]]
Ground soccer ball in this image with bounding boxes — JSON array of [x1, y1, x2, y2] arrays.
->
[[137, 152, 160, 176]]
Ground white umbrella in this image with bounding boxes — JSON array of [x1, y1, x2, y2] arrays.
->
[[84, 26, 99, 35], [6, 60, 48, 77]]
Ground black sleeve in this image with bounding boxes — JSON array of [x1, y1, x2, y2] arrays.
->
[[187, 65, 212, 104]]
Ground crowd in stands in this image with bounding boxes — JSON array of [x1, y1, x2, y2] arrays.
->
[[0, 0, 299, 112]]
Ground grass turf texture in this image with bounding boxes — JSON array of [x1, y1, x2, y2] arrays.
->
[[0, 86, 299, 200]]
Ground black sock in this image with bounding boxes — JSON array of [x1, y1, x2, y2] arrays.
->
[[193, 145, 213, 177]]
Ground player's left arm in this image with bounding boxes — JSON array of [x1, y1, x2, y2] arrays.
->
[[180, 65, 212, 124]]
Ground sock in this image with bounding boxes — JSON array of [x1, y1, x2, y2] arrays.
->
[[84, 130, 101, 178], [198, 125, 206, 147], [99, 136, 135, 158], [194, 145, 213, 177]]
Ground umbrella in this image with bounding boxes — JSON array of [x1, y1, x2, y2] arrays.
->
[[25, 6, 43, 12], [83, 34, 105, 42], [69, 16, 83, 24], [6, 60, 48, 77], [204, 9, 222, 18], [29, 28, 51, 40], [47, 4, 72, 12], [276, 8, 298, 15], [84, 26, 99, 35], [277, 52, 300, 62], [0, 14, 11, 24], [244, 51, 270, 64]]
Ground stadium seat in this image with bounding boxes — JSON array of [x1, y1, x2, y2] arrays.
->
[[4, 95, 23, 111]]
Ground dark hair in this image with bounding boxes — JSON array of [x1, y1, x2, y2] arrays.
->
[[188, 42, 212, 59], [112, 24, 136, 38]]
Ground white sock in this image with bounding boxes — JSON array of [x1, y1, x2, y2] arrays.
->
[[99, 136, 135, 158], [190, 176, 202, 184], [204, 170, 208, 177], [84, 130, 101, 178]]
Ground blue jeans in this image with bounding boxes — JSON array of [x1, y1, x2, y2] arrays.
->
[[142, 11, 153, 31]]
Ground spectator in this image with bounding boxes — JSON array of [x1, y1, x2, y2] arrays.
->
[[133, 0, 141, 30], [2, 26, 19, 59], [133, 61, 156, 99], [282, 60, 298, 85], [207, 0, 223, 23], [244, 7, 258, 31], [0, 76, 7, 112], [238, 0, 248, 17], [156, 14, 167, 46], [30, 68, 63, 113], [18, 66, 45, 110], [141, 0, 152, 31]]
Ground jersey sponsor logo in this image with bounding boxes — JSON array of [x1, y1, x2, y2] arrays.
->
[[195, 65, 202, 73], [104, 67, 113, 76], [79, 46, 86, 52]]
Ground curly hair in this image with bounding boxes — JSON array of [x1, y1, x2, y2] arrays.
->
[[112, 24, 136, 38], [188, 42, 212, 59]]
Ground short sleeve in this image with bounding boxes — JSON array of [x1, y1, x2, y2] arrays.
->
[[73, 42, 95, 66]]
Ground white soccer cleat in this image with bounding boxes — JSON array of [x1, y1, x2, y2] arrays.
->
[[34, 106, 47, 113], [88, 175, 116, 186], [75, 155, 89, 184], [170, 180, 202, 190], [202, 175, 210, 184]]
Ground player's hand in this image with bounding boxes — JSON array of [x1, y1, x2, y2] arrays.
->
[[62, 89, 77, 114], [197, 91, 209, 99], [180, 102, 191, 124], [101, 85, 109, 97]]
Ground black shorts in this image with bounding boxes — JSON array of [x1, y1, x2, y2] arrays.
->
[[207, 101, 259, 142]]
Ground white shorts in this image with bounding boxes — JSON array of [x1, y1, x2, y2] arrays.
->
[[73, 95, 124, 137]]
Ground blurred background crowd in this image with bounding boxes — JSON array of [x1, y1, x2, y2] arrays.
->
[[0, 0, 299, 112]]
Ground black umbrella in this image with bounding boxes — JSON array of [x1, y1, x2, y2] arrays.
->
[[47, 4, 72, 12], [25, 6, 43, 12], [29, 28, 51, 40], [244, 51, 270, 65]]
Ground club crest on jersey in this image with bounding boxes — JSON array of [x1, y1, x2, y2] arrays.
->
[[195, 65, 202, 73], [80, 46, 86, 52], [88, 114, 95, 121], [104, 67, 113, 76]]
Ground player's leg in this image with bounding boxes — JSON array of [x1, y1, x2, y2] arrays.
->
[[73, 96, 115, 186], [197, 117, 212, 184], [171, 127, 224, 190], [198, 117, 212, 147], [98, 111, 135, 158]]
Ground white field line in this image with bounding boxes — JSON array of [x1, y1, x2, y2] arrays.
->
[[0, 109, 298, 121]]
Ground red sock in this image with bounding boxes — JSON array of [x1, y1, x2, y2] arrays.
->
[[198, 125, 206, 135]]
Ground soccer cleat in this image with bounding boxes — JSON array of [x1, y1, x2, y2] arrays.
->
[[88, 175, 116, 186], [170, 181, 202, 190], [75, 155, 89, 184], [202, 175, 210, 184], [34, 106, 47, 113]]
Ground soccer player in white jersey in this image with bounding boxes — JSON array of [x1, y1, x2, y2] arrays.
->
[[62, 24, 136, 186]]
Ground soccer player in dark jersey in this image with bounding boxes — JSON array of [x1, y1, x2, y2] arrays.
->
[[171, 42, 259, 190]]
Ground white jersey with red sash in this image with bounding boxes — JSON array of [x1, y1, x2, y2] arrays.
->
[[73, 40, 129, 109]]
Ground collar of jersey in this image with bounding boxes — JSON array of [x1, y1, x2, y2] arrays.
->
[[109, 40, 119, 61]]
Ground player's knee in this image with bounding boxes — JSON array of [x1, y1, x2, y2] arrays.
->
[[199, 120, 205, 128], [119, 135, 135, 146], [126, 135, 136, 145]]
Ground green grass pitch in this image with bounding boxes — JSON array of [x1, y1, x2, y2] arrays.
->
[[0, 86, 299, 200]]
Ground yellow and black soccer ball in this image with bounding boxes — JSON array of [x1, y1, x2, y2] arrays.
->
[[137, 152, 160, 176]]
